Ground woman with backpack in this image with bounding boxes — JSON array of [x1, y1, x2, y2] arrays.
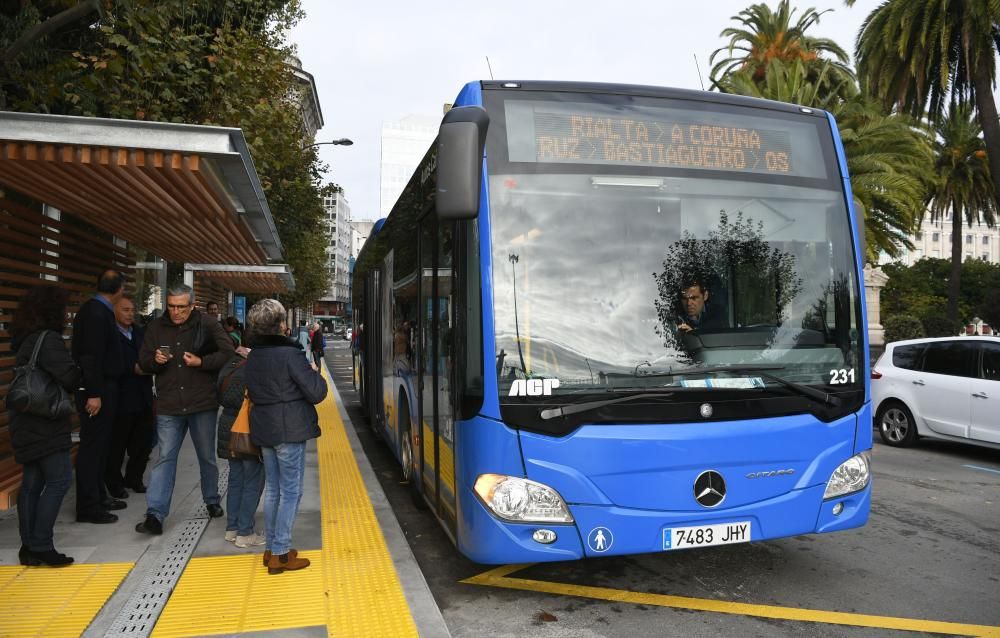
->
[[216, 344, 265, 548], [9, 285, 81, 566]]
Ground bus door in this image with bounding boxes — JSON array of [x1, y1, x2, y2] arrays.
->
[[419, 217, 458, 532], [364, 269, 384, 432]]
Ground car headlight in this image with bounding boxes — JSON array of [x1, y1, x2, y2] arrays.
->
[[823, 451, 871, 499], [473, 474, 574, 523]]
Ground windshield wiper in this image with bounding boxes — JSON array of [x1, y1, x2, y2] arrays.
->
[[539, 391, 675, 421], [639, 364, 842, 407]]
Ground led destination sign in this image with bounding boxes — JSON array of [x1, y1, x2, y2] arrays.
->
[[503, 100, 824, 178]]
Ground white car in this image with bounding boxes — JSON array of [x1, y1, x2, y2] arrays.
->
[[872, 336, 1000, 450]]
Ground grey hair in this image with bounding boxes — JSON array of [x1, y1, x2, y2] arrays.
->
[[166, 284, 194, 305], [247, 298, 286, 336]]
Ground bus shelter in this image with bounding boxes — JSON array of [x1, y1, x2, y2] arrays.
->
[[0, 111, 293, 508]]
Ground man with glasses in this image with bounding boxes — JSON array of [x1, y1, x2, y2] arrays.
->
[[136, 284, 234, 535]]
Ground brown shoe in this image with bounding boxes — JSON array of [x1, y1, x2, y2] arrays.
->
[[267, 551, 309, 575], [262, 548, 296, 567]]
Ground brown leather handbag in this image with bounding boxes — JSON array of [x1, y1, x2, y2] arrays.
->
[[228, 392, 260, 459]]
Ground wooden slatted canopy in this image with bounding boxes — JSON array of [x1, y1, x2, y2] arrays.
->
[[0, 111, 292, 291]]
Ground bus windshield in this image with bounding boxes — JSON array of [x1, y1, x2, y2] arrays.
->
[[485, 90, 863, 423]]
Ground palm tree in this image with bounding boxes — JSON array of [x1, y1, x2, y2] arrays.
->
[[710, 0, 855, 100], [926, 105, 997, 324], [835, 98, 934, 263], [717, 58, 853, 111], [851, 0, 1000, 212]]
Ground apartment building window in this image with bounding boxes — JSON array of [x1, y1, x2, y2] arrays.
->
[[984, 236, 990, 245], [915, 231, 923, 241], [932, 232, 940, 242], [966, 235, 973, 244], [983, 253, 990, 261]]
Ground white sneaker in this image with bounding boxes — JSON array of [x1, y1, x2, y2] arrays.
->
[[224, 530, 237, 542], [235, 532, 266, 548]]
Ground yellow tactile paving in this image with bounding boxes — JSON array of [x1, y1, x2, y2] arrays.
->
[[151, 551, 325, 637], [154, 368, 418, 637], [0, 562, 133, 638], [316, 370, 419, 638]]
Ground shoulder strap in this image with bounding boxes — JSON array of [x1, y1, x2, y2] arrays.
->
[[27, 331, 47, 370]]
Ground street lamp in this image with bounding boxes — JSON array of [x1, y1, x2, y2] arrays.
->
[[302, 138, 354, 150]]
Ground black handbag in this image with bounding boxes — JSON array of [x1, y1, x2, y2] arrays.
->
[[8, 331, 75, 419]]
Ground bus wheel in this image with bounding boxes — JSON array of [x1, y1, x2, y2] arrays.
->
[[877, 401, 918, 447], [399, 399, 428, 510]]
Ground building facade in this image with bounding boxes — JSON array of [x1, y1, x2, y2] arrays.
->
[[885, 212, 1000, 266], [286, 54, 324, 140], [351, 220, 375, 258], [314, 189, 352, 318], [379, 114, 438, 217]]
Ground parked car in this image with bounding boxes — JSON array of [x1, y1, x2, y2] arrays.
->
[[344, 328, 352, 342], [871, 336, 1000, 450]]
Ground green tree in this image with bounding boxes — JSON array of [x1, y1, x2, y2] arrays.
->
[[926, 105, 997, 324], [883, 315, 925, 344], [0, 0, 329, 306], [833, 98, 933, 261], [709, 0, 855, 101], [850, 0, 1000, 212]]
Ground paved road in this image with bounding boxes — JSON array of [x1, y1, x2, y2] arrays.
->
[[325, 342, 1000, 638]]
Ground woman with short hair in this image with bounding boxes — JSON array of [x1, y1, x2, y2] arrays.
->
[[244, 299, 327, 573], [9, 285, 81, 566]]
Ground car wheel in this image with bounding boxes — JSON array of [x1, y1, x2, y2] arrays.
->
[[877, 401, 918, 447]]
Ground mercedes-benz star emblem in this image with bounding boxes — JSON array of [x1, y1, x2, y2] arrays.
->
[[694, 470, 726, 508]]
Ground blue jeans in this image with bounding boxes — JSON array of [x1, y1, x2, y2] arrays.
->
[[261, 442, 306, 556], [146, 410, 220, 522], [226, 457, 264, 536], [18, 451, 72, 551]]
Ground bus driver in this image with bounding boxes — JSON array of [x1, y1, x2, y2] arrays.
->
[[676, 278, 722, 333]]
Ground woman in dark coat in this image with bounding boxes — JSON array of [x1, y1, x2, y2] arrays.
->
[[9, 285, 81, 566], [244, 300, 327, 574]]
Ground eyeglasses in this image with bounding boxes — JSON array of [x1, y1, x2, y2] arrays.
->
[[167, 303, 192, 310]]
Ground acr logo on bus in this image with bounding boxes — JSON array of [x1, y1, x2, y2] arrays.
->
[[509, 378, 560, 397]]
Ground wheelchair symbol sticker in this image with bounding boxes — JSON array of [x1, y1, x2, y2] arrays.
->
[[588, 526, 613, 553]]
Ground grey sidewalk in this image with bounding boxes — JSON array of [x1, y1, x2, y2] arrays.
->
[[0, 356, 450, 637]]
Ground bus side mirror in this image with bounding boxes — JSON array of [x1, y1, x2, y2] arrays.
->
[[436, 106, 489, 220]]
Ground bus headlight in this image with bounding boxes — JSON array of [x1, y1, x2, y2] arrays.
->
[[474, 474, 574, 523], [823, 451, 871, 499]]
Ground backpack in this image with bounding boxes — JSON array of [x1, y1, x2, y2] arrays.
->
[[216, 355, 247, 410]]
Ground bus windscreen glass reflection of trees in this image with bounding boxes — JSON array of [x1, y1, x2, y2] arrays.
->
[[487, 91, 862, 413]]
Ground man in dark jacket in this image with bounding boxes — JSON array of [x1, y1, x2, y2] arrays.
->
[[72, 270, 126, 524], [106, 296, 154, 498], [135, 284, 235, 535]]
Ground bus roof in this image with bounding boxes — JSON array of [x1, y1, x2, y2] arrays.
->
[[479, 80, 828, 119]]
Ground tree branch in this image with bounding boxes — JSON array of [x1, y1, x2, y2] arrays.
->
[[2, 0, 102, 65]]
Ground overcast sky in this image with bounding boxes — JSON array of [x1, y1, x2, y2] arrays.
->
[[289, 0, 883, 221]]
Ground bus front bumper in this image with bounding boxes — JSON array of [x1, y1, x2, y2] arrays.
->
[[458, 481, 870, 564]]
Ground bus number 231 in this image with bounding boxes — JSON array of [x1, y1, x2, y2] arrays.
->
[[829, 369, 855, 384]]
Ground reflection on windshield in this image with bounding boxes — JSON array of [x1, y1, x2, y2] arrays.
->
[[491, 174, 861, 397]]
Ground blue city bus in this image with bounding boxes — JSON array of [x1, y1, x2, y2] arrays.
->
[[352, 81, 871, 564]]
